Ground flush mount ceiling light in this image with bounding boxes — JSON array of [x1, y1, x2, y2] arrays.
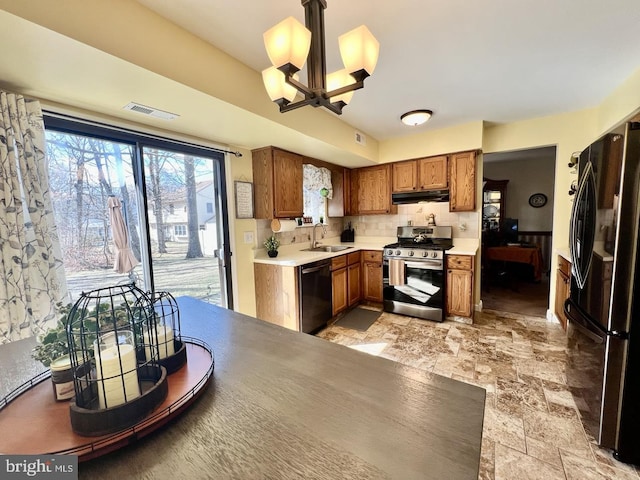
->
[[400, 110, 433, 126], [262, 0, 379, 115]]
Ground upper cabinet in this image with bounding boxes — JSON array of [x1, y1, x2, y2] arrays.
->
[[392, 155, 448, 193], [353, 164, 397, 215], [449, 151, 477, 212], [392, 161, 418, 192], [326, 167, 351, 218], [252, 146, 303, 219], [419, 156, 448, 190], [597, 133, 624, 209]]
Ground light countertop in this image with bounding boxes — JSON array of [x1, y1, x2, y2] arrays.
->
[[253, 236, 479, 266], [556, 243, 613, 263]]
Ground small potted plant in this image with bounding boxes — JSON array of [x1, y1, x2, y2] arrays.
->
[[264, 235, 280, 258], [32, 303, 72, 368]]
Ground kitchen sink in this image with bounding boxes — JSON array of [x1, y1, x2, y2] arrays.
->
[[302, 245, 353, 253]]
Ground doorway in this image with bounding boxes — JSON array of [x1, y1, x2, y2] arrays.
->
[[481, 146, 556, 318]]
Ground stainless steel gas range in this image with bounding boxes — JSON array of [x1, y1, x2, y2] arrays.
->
[[383, 226, 453, 322]]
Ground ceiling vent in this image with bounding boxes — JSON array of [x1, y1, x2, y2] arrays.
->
[[355, 131, 367, 146], [123, 102, 179, 120]]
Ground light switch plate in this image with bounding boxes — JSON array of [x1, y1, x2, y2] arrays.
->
[[243, 231, 254, 244]]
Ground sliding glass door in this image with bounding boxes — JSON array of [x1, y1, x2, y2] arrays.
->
[[142, 146, 227, 304], [44, 116, 232, 308]]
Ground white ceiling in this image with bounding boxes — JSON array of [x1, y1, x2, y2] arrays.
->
[[137, 0, 640, 141]]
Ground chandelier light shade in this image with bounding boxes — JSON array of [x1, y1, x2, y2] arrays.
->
[[262, 66, 299, 102], [262, 0, 379, 115], [338, 25, 380, 77], [326, 69, 355, 105], [263, 16, 311, 71], [401, 109, 433, 126]]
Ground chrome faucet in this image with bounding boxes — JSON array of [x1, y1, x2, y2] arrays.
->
[[311, 222, 327, 249]]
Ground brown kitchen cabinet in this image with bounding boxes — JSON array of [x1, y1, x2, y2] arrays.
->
[[419, 155, 448, 190], [597, 133, 624, 209], [362, 250, 383, 302], [331, 264, 348, 316], [354, 164, 397, 215], [327, 167, 351, 218], [554, 255, 571, 331], [254, 263, 299, 331], [392, 155, 448, 193], [252, 146, 303, 219], [446, 254, 474, 319], [331, 251, 361, 316], [392, 160, 418, 192], [449, 151, 477, 212]]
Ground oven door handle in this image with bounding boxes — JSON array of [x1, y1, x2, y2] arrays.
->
[[405, 261, 442, 270]]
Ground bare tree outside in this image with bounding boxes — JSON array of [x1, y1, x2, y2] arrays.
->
[[146, 149, 168, 254], [185, 155, 203, 259], [45, 130, 224, 305], [46, 132, 134, 270]]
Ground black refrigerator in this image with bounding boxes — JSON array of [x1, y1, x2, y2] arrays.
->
[[565, 122, 640, 464]]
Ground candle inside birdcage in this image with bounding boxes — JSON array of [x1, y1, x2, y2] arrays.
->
[[144, 322, 175, 361], [94, 330, 141, 409]]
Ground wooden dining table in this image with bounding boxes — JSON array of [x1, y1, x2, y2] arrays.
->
[[485, 245, 544, 281], [0, 297, 486, 480]]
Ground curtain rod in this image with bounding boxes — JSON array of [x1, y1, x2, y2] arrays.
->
[[43, 110, 243, 157]]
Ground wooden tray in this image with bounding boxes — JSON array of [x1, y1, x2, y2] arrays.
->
[[0, 337, 213, 461]]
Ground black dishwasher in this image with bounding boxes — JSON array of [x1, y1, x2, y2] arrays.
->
[[299, 259, 332, 334]]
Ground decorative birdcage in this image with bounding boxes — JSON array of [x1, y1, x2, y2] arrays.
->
[[145, 290, 187, 374], [66, 284, 168, 436]]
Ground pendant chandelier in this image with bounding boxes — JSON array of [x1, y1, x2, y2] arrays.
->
[[262, 0, 380, 115]]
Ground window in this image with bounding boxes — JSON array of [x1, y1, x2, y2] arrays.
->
[[44, 115, 233, 308], [206, 202, 213, 213]]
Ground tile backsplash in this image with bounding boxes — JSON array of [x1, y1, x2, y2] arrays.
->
[[257, 218, 344, 247], [256, 203, 478, 249], [346, 203, 479, 239]]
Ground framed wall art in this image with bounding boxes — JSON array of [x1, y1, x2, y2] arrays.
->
[[234, 181, 254, 219]]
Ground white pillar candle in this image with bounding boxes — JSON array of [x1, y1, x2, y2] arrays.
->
[[144, 325, 175, 361], [94, 342, 140, 409]]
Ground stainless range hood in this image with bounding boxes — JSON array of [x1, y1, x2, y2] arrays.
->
[[391, 189, 450, 205]]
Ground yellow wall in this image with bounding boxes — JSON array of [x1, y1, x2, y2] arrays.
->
[[596, 66, 640, 136], [0, 0, 380, 166], [380, 121, 484, 162], [226, 150, 257, 317]]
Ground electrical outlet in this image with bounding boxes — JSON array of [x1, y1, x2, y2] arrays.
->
[[243, 231, 254, 244]]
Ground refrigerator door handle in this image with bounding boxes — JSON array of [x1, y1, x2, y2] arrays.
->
[[570, 161, 597, 289]]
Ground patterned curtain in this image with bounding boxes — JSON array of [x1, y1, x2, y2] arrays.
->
[[303, 164, 333, 198], [0, 91, 68, 344]]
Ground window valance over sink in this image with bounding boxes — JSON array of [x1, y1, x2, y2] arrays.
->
[[303, 164, 333, 199]]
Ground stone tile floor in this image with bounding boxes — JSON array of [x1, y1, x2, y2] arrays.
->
[[316, 308, 640, 480]]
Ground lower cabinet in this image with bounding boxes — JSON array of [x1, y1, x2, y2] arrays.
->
[[446, 254, 474, 319], [254, 263, 299, 331], [331, 265, 348, 316], [362, 250, 383, 302], [348, 262, 361, 306], [554, 255, 571, 331], [332, 251, 361, 316]]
